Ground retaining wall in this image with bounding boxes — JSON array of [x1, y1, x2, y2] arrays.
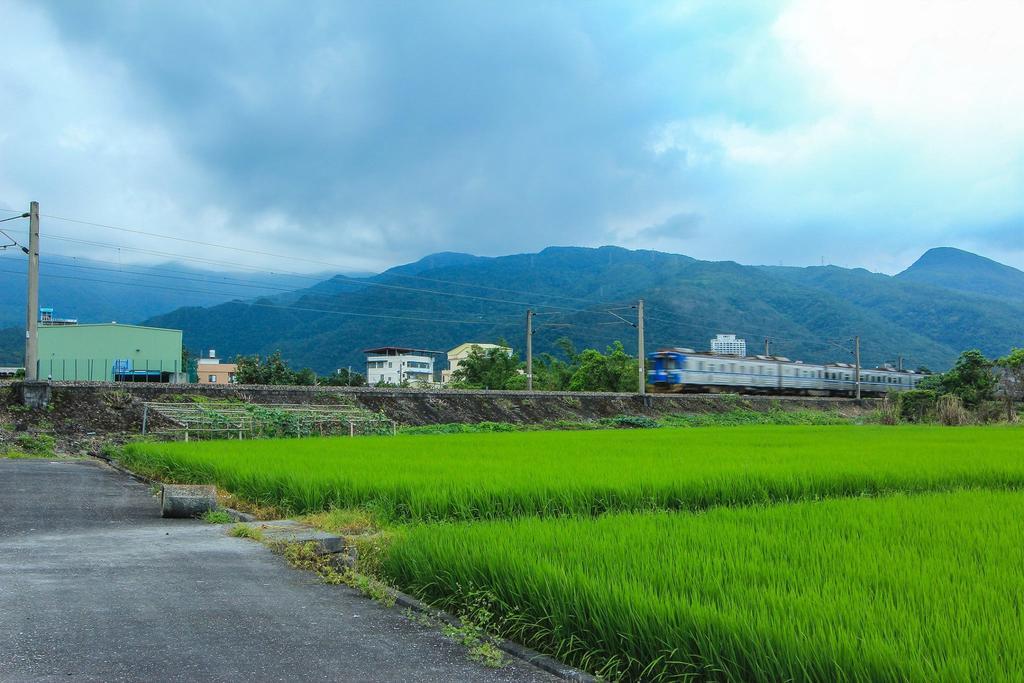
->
[[28, 382, 877, 427]]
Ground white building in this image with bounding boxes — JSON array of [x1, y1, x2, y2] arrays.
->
[[442, 342, 512, 383], [711, 334, 746, 357], [364, 346, 436, 385]]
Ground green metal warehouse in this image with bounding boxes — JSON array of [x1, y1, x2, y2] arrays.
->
[[37, 323, 185, 382]]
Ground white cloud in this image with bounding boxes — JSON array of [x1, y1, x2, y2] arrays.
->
[[651, 117, 849, 166], [774, 0, 1024, 157]]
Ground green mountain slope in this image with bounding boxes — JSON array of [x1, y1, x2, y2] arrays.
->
[[143, 246, 1024, 375], [896, 247, 1024, 303]]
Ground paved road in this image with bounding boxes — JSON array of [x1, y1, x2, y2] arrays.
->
[[0, 459, 555, 682]]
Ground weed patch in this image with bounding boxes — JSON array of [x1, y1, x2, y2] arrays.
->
[[202, 510, 234, 524], [228, 524, 264, 541]]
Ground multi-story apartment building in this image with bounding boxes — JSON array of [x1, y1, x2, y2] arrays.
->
[[710, 334, 747, 357], [364, 346, 436, 385]]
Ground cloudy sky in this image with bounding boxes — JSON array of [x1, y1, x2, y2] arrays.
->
[[2, 0, 1023, 275]]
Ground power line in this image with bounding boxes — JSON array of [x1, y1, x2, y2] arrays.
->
[[37, 211, 631, 309], [31, 257, 525, 321], [36, 232, 605, 313], [0, 265, 524, 326], [644, 308, 861, 361]]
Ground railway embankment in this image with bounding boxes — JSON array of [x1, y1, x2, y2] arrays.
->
[[1, 381, 878, 454]]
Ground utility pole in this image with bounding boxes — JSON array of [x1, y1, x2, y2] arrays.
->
[[637, 299, 645, 395], [897, 355, 903, 372], [24, 201, 39, 381], [764, 336, 771, 357], [525, 309, 533, 391], [854, 335, 861, 400]]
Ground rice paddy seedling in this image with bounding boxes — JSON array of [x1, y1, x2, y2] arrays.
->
[[122, 425, 1024, 521], [384, 490, 1024, 682]]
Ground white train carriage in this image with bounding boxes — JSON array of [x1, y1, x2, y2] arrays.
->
[[647, 348, 924, 396]]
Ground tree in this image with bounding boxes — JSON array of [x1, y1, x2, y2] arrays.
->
[[234, 351, 316, 385], [182, 346, 198, 383], [938, 349, 996, 408], [450, 344, 521, 390], [318, 368, 366, 387], [997, 348, 1024, 419], [568, 341, 637, 392], [532, 352, 572, 391]]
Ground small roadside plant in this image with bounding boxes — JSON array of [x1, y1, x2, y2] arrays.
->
[[279, 541, 396, 606], [2, 433, 57, 458], [229, 524, 264, 541], [202, 510, 234, 524], [440, 591, 506, 668]]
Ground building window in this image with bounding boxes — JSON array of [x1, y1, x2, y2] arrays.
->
[[208, 374, 217, 383]]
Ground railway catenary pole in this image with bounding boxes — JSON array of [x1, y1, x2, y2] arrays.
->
[[854, 335, 862, 400], [764, 336, 771, 356], [525, 309, 533, 391], [24, 202, 40, 381], [637, 299, 645, 395]]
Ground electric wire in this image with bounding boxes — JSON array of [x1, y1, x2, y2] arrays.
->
[[36, 232, 608, 313], [0, 265, 523, 326], [35, 212, 632, 308]]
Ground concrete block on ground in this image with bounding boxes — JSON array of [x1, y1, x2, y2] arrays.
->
[[161, 484, 217, 518], [17, 381, 52, 409], [234, 520, 345, 554]]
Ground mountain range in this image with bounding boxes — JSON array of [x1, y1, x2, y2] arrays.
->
[[1, 245, 1021, 372]]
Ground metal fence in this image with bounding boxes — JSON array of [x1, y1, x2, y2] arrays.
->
[[142, 401, 396, 441], [36, 358, 185, 383]]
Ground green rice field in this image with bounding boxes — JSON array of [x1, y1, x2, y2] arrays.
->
[[120, 425, 1024, 681], [123, 425, 1024, 520], [386, 491, 1024, 682]]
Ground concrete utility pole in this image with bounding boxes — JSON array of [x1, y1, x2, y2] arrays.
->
[[525, 309, 533, 391], [637, 299, 645, 395], [24, 201, 39, 381], [854, 335, 861, 400]]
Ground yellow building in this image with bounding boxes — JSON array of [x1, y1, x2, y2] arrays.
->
[[442, 342, 511, 383]]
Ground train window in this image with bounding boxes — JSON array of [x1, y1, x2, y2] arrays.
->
[[698, 361, 704, 371]]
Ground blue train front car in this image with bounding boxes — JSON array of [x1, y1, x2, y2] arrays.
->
[[647, 349, 687, 387]]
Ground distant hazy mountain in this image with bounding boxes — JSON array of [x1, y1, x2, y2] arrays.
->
[[0, 255, 346, 328], [895, 247, 1024, 303], [141, 246, 1024, 375]]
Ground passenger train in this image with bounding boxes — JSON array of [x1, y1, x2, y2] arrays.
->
[[647, 348, 925, 396]]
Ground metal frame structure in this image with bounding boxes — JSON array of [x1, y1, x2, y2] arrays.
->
[[142, 402, 396, 441]]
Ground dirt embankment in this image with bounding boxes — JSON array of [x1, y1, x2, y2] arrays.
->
[[1, 382, 877, 455]]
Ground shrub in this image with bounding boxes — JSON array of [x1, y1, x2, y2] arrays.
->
[[896, 390, 937, 423], [600, 414, 661, 429], [936, 394, 969, 426]]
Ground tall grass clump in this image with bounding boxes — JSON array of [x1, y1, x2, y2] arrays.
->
[[384, 490, 1024, 682], [937, 394, 969, 426], [121, 425, 1024, 520]]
